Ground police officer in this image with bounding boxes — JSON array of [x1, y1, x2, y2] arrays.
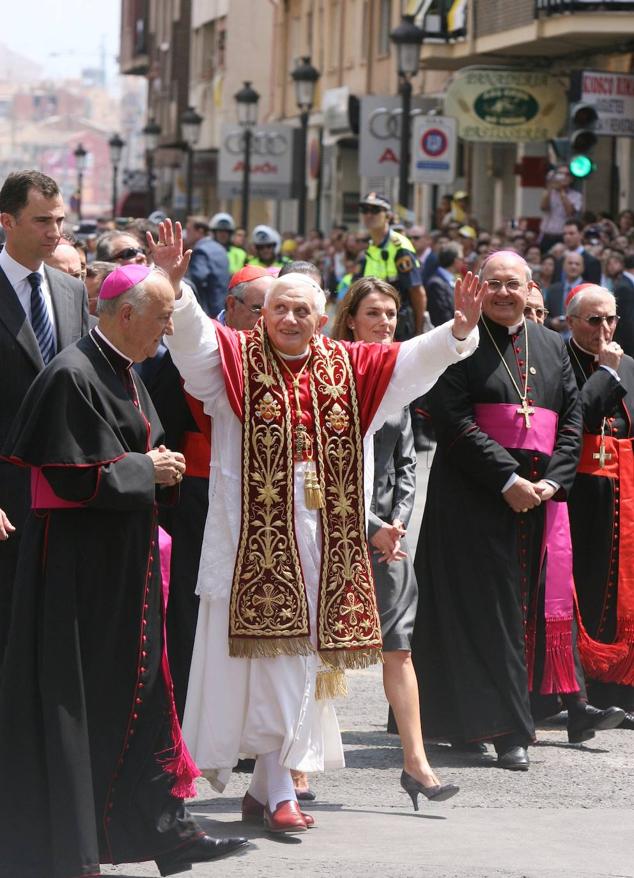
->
[[209, 212, 248, 275], [248, 225, 289, 270], [354, 192, 426, 339]]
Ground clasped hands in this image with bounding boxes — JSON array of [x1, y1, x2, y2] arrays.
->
[[370, 518, 407, 564], [147, 444, 186, 487], [503, 477, 556, 514]]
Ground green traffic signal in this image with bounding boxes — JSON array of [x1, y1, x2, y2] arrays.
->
[[569, 154, 595, 178]]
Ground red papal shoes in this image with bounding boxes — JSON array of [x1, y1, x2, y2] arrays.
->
[[241, 792, 314, 831]]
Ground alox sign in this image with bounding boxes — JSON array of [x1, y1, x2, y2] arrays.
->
[[444, 67, 567, 142]]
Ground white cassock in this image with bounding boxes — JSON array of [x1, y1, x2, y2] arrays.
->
[[166, 287, 478, 791]]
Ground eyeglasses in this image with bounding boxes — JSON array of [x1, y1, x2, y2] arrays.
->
[[113, 247, 143, 261], [570, 314, 620, 327], [235, 300, 263, 314], [524, 306, 549, 319], [486, 280, 524, 293], [359, 205, 383, 215], [355, 237, 370, 244]]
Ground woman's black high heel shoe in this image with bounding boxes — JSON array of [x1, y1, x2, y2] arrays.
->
[[400, 770, 459, 811]]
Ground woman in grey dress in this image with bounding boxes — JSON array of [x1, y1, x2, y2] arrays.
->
[[332, 278, 458, 808]]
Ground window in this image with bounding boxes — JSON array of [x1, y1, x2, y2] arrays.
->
[[377, 0, 392, 56]]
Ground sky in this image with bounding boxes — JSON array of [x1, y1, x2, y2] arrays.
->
[[3, 0, 121, 86]]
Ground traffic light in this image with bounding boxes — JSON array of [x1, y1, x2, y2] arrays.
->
[[568, 102, 598, 178]]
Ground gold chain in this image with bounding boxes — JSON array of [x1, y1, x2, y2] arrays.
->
[[481, 318, 530, 404], [273, 348, 312, 417]]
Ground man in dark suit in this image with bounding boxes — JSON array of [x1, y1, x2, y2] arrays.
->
[[426, 244, 460, 327], [552, 219, 602, 285], [544, 250, 584, 334], [614, 253, 634, 357], [0, 170, 90, 661], [184, 215, 229, 317]]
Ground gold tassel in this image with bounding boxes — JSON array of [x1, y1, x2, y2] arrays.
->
[[316, 668, 348, 700], [304, 463, 324, 509], [229, 636, 314, 659], [319, 647, 384, 671]]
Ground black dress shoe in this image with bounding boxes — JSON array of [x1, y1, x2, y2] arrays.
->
[[156, 835, 249, 877], [619, 711, 634, 730], [497, 746, 529, 771], [567, 704, 626, 744]]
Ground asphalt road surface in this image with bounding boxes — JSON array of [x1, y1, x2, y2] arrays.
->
[[103, 450, 634, 877]]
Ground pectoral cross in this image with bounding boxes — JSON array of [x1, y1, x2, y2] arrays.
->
[[593, 443, 612, 468], [517, 399, 535, 429]]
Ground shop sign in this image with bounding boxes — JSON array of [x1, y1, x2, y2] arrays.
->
[[444, 67, 567, 142]]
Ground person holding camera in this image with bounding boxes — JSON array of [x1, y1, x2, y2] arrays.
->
[[540, 165, 583, 254]]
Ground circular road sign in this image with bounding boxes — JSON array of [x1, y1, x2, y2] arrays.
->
[[420, 128, 448, 157]]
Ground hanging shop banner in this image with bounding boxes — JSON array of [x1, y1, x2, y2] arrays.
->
[[444, 67, 567, 142]]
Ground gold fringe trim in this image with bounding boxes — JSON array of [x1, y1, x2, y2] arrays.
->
[[229, 636, 314, 659], [318, 648, 383, 671], [315, 668, 348, 701]]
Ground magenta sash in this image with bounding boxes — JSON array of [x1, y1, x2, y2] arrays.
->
[[31, 468, 84, 509], [473, 403, 577, 694]]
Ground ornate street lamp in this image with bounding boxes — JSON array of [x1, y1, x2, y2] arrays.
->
[[181, 105, 203, 216], [73, 142, 88, 221], [142, 117, 162, 215], [390, 14, 424, 213], [291, 56, 321, 237], [234, 81, 260, 232], [108, 133, 125, 220]]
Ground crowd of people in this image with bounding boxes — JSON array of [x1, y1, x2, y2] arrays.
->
[[0, 167, 633, 878]]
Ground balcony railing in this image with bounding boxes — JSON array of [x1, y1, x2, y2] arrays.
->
[[535, 0, 634, 14]]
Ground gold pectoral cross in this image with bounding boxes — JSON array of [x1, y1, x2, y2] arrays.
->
[[593, 443, 612, 467], [517, 399, 535, 429]]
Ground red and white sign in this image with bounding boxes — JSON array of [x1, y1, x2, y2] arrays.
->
[[579, 70, 634, 138], [411, 116, 457, 185]]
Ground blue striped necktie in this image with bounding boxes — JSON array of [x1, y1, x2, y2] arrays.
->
[[27, 272, 56, 364]]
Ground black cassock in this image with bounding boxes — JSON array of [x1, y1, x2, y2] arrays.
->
[[136, 345, 209, 720], [0, 332, 201, 878], [568, 340, 634, 710], [411, 317, 581, 744]]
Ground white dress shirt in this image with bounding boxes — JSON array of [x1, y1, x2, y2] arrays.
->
[[0, 246, 58, 344]]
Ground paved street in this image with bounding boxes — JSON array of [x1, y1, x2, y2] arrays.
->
[[104, 451, 634, 878]]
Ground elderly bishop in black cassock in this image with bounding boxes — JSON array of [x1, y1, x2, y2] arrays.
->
[[0, 263, 247, 878], [411, 251, 624, 771]]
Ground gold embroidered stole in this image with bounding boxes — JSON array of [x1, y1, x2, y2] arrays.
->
[[228, 324, 382, 671]]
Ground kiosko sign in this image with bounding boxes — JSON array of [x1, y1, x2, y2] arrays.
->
[[444, 68, 567, 142]]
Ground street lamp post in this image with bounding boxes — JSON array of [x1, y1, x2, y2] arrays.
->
[[108, 133, 125, 220], [234, 82, 260, 233], [73, 143, 88, 221], [142, 117, 162, 216], [390, 14, 424, 215], [181, 106, 203, 217], [291, 56, 320, 238]]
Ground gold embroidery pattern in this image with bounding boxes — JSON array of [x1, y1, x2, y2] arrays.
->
[[254, 392, 281, 423], [312, 338, 382, 668], [228, 328, 311, 657], [228, 328, 382, 669], [324, 402, 350, 434]]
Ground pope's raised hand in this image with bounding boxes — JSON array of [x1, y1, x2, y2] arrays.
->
[[452, 271, 487, 340], [146, 218, 192, 292]]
